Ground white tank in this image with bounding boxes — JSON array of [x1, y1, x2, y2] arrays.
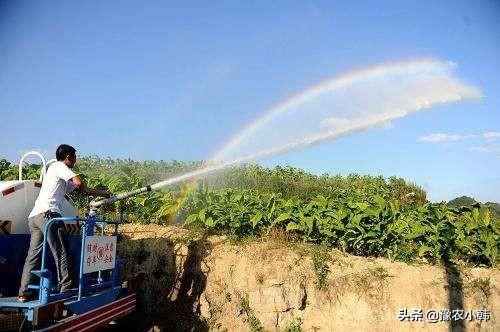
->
[[0, 152, 78, 235]]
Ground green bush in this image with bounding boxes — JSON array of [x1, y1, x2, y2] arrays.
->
[[2, 156, 497, 266], [182, 188, 499, 266]]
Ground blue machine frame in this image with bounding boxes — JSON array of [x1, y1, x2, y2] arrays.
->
[[0, 213, 133, 329]]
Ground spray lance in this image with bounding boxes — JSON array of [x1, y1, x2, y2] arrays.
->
[[88, 161, 231, 218], [88, 158, 244, 216], [87, 185, 151, 218]]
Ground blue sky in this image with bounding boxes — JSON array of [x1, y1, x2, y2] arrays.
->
[[1, 1, 499, 202]]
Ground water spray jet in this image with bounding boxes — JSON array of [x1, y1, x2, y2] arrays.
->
[[90, 59, 482, 211]]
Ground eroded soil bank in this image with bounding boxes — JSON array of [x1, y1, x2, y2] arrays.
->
[[116, 224, 498, 332]]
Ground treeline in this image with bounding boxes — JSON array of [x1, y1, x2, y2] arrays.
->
[[1, 156, 498, 266], [0, 156, 427, 215]]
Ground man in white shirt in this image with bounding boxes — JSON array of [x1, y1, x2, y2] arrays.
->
[[18, 144, 112, 302]]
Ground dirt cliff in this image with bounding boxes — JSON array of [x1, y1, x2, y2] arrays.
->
[[117, 224, 498, 332]]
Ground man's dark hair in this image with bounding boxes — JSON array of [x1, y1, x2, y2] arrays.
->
[[56, 144, 76, 161]]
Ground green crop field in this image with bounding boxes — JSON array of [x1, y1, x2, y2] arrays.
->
[[2, 156, 498, 266]]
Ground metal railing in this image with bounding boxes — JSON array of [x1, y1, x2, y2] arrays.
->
[[33, 216, 119, 304]]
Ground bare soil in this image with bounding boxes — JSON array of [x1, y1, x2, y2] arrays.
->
[[116, 223, 499, 332]]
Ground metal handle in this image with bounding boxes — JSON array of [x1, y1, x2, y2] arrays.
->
[[18, 151, 47, 181]]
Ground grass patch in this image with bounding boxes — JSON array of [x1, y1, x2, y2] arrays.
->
[[283, 318, 302, 332], [237, 293, 264, 332], [227, 233, 261, 246], [466, 277, 491, 306], [311, 245, 331, 291], [470, 277, 491, 298], [354, 265, 391, 298]]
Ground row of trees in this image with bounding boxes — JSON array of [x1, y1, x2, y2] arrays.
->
[[1, 156, 497, 266]]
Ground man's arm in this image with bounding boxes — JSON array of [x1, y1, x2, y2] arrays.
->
[[70, 176, 112, 198]]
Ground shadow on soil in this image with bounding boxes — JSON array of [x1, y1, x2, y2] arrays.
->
[[114, 233, 471, 332], [441, 252, 464, 332], [117, 233, 212, 332]]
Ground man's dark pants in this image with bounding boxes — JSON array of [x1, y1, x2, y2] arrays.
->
[[19, 212, 75, 296]]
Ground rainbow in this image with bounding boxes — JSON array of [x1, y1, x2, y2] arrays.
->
[[210, 58, 455, 161], [91, 58, 482, 213]]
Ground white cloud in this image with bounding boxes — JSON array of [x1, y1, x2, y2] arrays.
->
[[419, 131, 500, 155], [419, 131, 500, 146], [483, 131, 500, 141], [469, 145, 500, 153], [418, 133, 476, 143]]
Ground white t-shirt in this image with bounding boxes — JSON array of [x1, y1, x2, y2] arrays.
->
[[29, 161, 77, 218]]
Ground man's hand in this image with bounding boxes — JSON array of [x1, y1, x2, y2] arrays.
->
[[85, 188, 112, 198]]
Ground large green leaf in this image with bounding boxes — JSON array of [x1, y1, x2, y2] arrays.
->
[[250, 212, 263, 228], [275, 212, 292, 223], [286, 222, 301, 232]]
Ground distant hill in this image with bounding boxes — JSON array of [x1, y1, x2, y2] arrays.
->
[[448, 196, 500, 219], [485, 202, 500, 219], [448, 196, 478, 207]]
